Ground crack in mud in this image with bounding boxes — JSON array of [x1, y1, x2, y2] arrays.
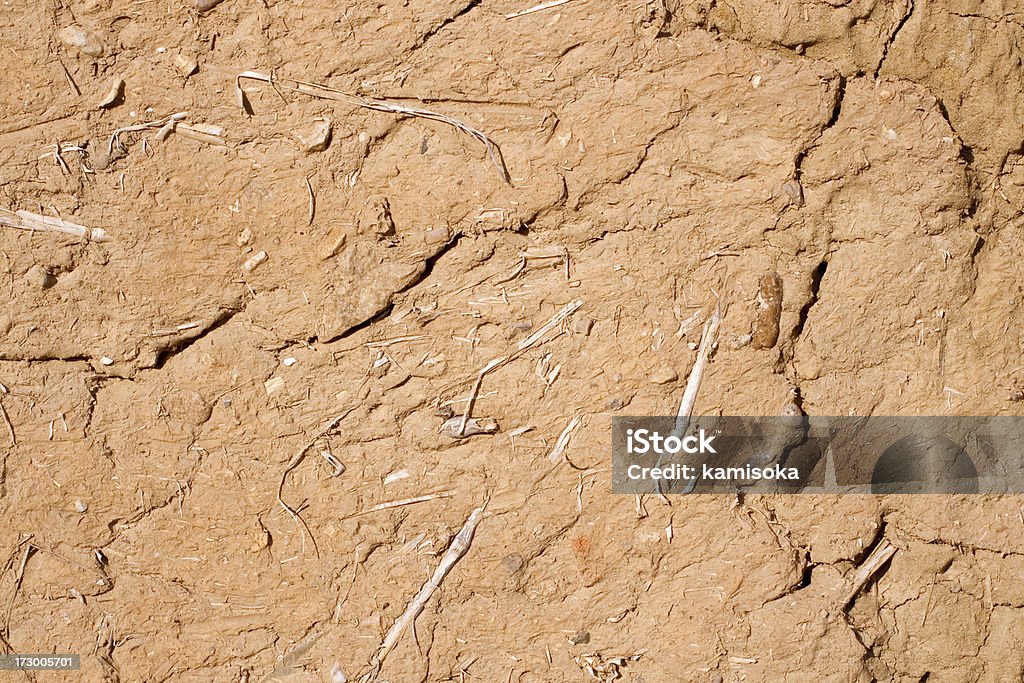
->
[[874, 0, 915, 78]]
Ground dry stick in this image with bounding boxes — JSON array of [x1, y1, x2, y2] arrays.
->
[[0, 399, 14, 447], [235, 71, 510, 184], [305, 173, 316, 226], [276, 408, 355, 558], [660, 302, 721, 497], [843, 539, 897, 609], [345, 491, 453, 519], [361, 506, 486, 682], [505, 0, 576, 19], [0, 208, 110, 243], [455, 299, 583, 435]]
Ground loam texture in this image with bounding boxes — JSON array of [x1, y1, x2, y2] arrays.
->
[[1, 0, 1024, 681]]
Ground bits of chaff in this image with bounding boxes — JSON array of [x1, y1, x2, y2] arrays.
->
[[440, 416, 498, 439]]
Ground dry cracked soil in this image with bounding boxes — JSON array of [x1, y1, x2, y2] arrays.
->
[[3, 0, 1024, 681]]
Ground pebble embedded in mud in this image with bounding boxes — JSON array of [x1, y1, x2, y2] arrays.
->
[[57, 25, 106, 57], [172, 52, 198, 77], [242, 250, 267, 271], [649, 366, 678, 385], [295, 119, 332, 153], [25, 265, 57, 290], [189, 0, 226, 10], [572, 316, 594, 335]]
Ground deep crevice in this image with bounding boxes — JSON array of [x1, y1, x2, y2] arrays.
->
[[151, 305, 245, 370], [791, 259, 828, 340], [793, 74, 846, 183]]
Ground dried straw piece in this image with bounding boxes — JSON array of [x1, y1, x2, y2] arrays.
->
[[361, 506, 486, 681], [0, 208, 110, 242], [505, 0, 576, 19], [235, 71, 510, 184], [109, 111, 188, 156], [843, 539, 897, 608]]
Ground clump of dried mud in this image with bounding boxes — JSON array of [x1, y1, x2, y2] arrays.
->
[[2, 1, 1023, 681]]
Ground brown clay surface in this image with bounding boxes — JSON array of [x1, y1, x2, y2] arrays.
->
[[2, 1, 1024, 681]]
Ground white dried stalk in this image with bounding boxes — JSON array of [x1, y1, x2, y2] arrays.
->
[[346, 491, 453, 519], [660, 303, 720, 496], [373, 506, 485, 669], [843, 539, 897, 608], [0, 208, 110, 242], [548, 414, 582, 463], [517, 299, 583, 351], [505, 0, 575, 19], [672, 303, 721, 438], [108, 111, 188, 155], [235, 71, 509, 183]]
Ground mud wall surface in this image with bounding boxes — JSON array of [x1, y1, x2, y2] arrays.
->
[[2, 1, 1024, 680]]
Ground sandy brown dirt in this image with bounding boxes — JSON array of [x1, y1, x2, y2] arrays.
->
[[2, 0, 1024, 681]]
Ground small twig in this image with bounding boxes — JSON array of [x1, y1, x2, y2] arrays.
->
[[517, 299, 583, 351], [108, 111, 188, 156], [361, 505, 486, 681], [548, 414, 582, 463], [843, 539, 897, 608], [235, 71, 510, 183], [305, 173, 316, 226], [657, 302, 721, 497], [505, 0, 576, 19], [345, 492, 453, 519]]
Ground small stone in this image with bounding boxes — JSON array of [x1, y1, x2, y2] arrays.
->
[[97, 77, 124, 109], [100, 356, 114, 366], [74, 500, 89, 513], [242, 250, 267, 271], [731, 333, 753, 349], [58, 25, 105, 57], [237, 227, 253, 246], [501, 553, 525, 574], [649, 366, 678, 385], [25, 265, 57, 289], [440, 416, 498, 439], [172, 52, 198, 76], [282, 357, 297, 367], [191, 0, 226, 10], [572, 316, 594, 336], [295, 119, 332, 153], [568, 630, 591, 645], [424, 225, 452, 245], [783, 179, 804, 208]]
